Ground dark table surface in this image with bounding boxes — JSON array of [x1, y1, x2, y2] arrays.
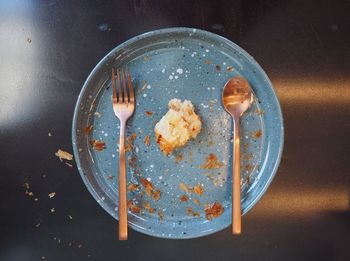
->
[[1, 0, 349, 260]]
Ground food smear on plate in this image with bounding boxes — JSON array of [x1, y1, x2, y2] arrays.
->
[[125, 133, 137, 152], [200, 153, 224, 169], [83, 125, 93, 135], [204, 202, 224, 220], [155, 99, 201, 155], [186, 207, 200, 217]]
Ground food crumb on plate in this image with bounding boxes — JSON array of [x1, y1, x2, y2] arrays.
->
[[157, 209, 164, 221], [48, 192, 56, 198], [226, 66, 235, 71], [127, 183, 139, 191], [204, 202, 224, 220], [186, 207, 200, 217], [90, 140, 106, 151], [200, 153, 224, 169], [140, 177, 153, 196], [179, 195, 189, 202], [193, 184, 204, 196], [145, 111, 153, 116], [143, 202, 155, 213], [127, 200, 141, 214], [252, 129, 262, 139], [175, 154, 183, 163], [144, 135, 151, 146], [179, 182, 191, 194], [151, 189, 161, 201], [193, 198, 200, 206]]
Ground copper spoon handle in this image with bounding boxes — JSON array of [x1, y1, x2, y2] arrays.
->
[[232, 116, 241, 234]]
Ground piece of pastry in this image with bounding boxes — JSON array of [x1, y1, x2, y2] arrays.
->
[[155, 99, 201, 155]]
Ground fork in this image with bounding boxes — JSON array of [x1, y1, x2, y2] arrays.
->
[[111, 67, 135, 240]]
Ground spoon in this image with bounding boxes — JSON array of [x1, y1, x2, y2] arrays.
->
[[222, 76, 253, 234]]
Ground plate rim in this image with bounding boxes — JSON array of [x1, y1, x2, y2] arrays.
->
[[72, 27, 284, 239]]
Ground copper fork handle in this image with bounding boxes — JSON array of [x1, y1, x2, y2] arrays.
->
[[118, 120, 128, 240], [232, 116, 241, 234]]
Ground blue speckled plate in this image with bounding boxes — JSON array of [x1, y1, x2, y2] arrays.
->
[[72, 28, 284, 239]]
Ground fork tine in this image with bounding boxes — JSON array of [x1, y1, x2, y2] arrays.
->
[[121, 69, 128, 103], [126, 67, 134, 103], [116, 69, 122, 103], [111, 68, 117, 103]]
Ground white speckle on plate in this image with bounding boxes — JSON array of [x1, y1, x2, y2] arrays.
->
[[150, 164, 154, 168], [135, 146, 139, 153], [174, 75, 179, 79], [205, 49, 209, 53], [192, 29, 196, 33], [161, 68, 165, 73], [104, 133, 108, 137], [212, 87, 215, 90], [207, 87, 210, 90], [143, 93, 147, 97], [223, 62, 227, 65], [147, 84, 151, 89], [112, 154, 115, 158], [175, 90, 178, 93], [176, 68, 183, 74], [159, 176, 163, 180], [169, 75, 173, 80], [147, 177, 151, 181], [202, 54, 206, 57]]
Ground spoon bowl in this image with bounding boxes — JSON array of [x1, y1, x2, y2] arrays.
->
[[222, 76, 253, 117]]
